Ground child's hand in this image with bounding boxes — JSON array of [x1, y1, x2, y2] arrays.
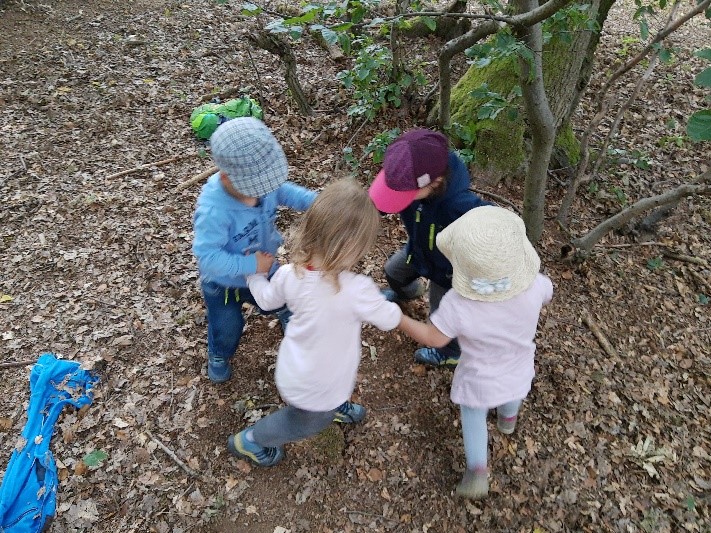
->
[[255, 251, 275, 273]]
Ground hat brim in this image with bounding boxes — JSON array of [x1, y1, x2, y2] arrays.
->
[[368, 169, 419, 214]]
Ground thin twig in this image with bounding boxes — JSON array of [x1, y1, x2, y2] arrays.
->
[[689, 270, 711, 294], [246, 48, 268, 116], [596, 241, 665, 249], [175, 166, 218, 192], [146, 430, 203, 480], [471, 187, 521, 213], [337, 118, 369, 173], [0, 359, 35, 370], [662, 251, 709, 267], [106, 154, 194, 180], [581, 309, 617, 358]]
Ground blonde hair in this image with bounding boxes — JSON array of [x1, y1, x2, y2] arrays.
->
[[292, 179, 380, 289]]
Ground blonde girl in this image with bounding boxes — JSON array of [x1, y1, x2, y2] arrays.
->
[[228, 179, 403, 467]]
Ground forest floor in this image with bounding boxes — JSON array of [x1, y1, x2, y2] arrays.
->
[[0, 0, 709, 532]]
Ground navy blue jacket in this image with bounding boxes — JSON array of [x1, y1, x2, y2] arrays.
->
[[400, 151, 492, 289]]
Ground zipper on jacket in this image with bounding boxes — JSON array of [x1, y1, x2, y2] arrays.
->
[[409, 205, 424, 263]]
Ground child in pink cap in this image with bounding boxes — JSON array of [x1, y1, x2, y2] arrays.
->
[[368, 128, 492, 368], [399, 206, 554, 499]]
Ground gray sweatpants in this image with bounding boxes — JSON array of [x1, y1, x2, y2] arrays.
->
[[385, 247, 460, 357], [252, 405, 337, 448]]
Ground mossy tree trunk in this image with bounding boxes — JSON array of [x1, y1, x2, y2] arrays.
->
[[444, 0, 616, 182]]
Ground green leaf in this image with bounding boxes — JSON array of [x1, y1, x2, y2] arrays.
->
[[319, 27, 338, 46], [695, 48, 711, 61], [284, 9, 318, 25], [687, 110, 711, 141], [421, 16, 437, 31], [240, 2, 261, 15], [694, 67, 711, 87], [83, 449, 109, 467], [331, 22, 354, 32], [639, 19, 649, 40], [658, 47, 672, 63], [0, 294, 12, 303], [646, 256, 664, 271]]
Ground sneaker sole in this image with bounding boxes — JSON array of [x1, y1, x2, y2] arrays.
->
[[414, 357, 460, 369], [208, 367, 232, 383]]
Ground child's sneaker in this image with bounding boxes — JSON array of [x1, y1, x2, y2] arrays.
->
[[414, 347, 459, 368], [227, 430, 285, 467], [207, 354, 232, 383], [497, 414, 517, 435], [381, 281, 426, 303], [333, 401, 366, 424], [455, 468, 488, 500]]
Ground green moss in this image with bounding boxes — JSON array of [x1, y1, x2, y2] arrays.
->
[[311, 425, 345, 460], [555, 122, 581, 166], [449, 56, 526, 176], [447, 33, 583, 178]]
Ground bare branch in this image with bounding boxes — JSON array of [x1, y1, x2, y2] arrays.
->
[[558, 0, 709, 226], [176, 166, 218, 192], [570, 167, 711, 254], [146, 430, 203, 480], [581, 309, 617, 358], [106, 155, 193, 180]]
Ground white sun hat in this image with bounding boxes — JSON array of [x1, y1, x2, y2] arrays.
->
[[436, 205, 541, 302]]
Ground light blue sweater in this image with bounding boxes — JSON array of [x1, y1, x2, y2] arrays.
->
[[192, 173, 316, 288]]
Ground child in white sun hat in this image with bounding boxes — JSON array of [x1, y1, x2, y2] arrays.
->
[[398, 205, 553, 500]]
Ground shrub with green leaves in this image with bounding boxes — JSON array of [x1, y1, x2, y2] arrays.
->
[[336, 40, 425, 121]]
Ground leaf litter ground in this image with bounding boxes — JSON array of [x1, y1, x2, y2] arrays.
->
[[0, 0, 709, 532]]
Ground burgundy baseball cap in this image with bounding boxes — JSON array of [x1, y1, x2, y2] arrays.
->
[[368, 129, 449, 213]]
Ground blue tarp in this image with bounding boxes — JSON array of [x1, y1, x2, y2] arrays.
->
[[0, 353, 97, 532]]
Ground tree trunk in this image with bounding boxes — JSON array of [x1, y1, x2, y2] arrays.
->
[[247, 31, 313, 116], [513, 0, 556, 243], [444, 0, 615, 182]]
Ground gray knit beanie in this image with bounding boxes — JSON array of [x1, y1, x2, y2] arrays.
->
[[210, 117, 288, 196]]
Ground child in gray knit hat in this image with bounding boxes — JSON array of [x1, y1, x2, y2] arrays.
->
[[192, 117, 317, 383]]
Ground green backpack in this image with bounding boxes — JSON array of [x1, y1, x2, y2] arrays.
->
[[190, 96, 264, 140]]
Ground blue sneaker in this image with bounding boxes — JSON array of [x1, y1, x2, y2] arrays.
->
[[227, 430, 285, 467], [414, 347, 460, 368], [207, 354, 232, 383], [333, 401, 367, 424], [381, 281, 426, 303]]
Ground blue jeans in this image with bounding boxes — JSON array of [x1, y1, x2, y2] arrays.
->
[[251, 405, 337, 448], [201, 280, 290, 360]]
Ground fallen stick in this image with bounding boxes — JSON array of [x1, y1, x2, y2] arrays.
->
[[471, 187, 521, 214], [689, 270, 711, 294], [581, 309, 617, 358], [106, 154, 194, 180], [662, 251, 709, 267], [176, 166, 218, 191], [146, 430, 203, 480], [0, 359, 36, 370]]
